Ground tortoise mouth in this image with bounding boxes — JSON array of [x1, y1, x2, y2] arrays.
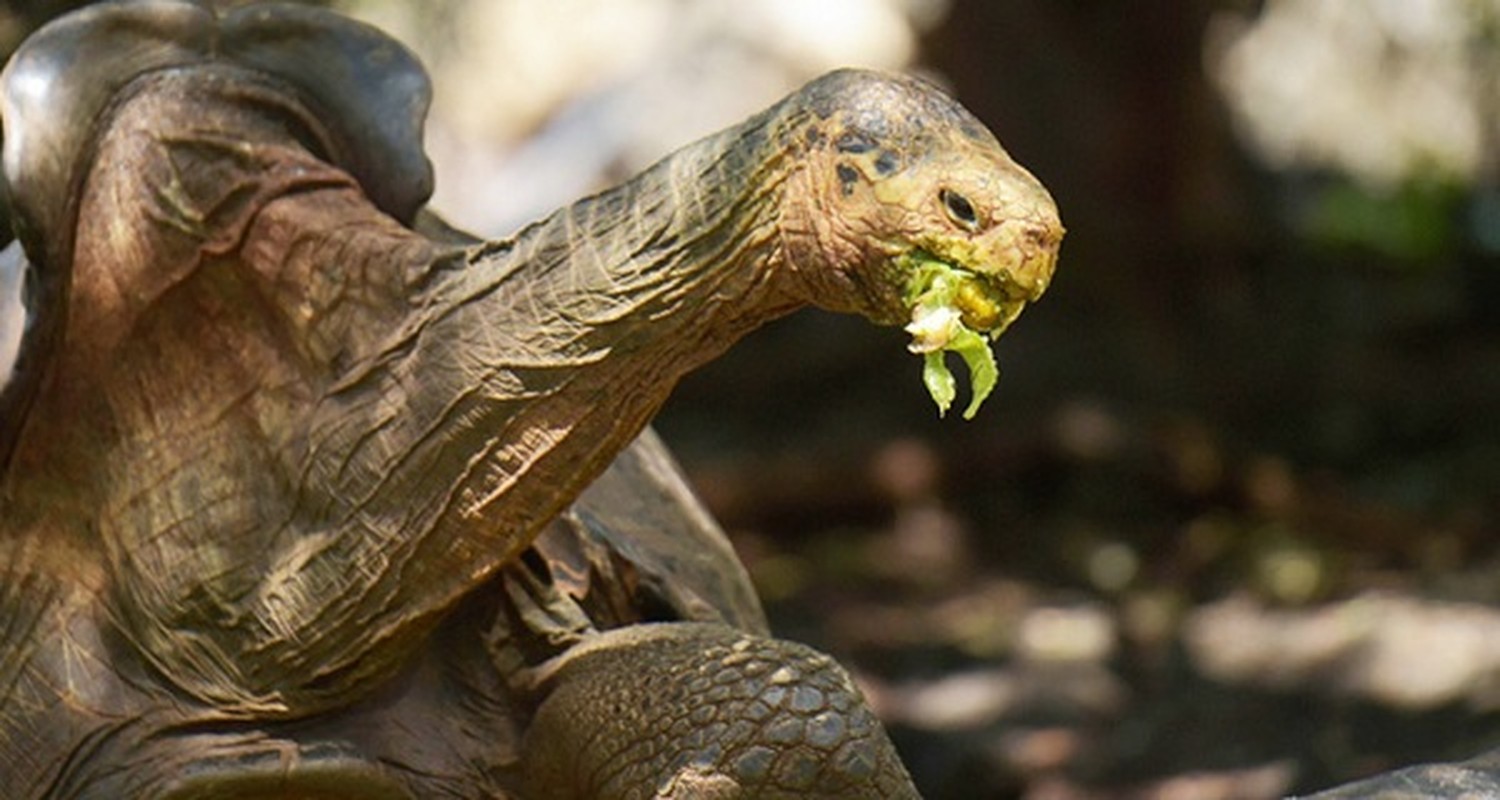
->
[[157, 740, 412, 800], [898, 249, 1028, 340], [895, 248, 1030, 419], [944, 267, 1029, 335]]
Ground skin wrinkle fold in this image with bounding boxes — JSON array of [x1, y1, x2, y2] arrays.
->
[[242, 522, 384, 668], [250, 197, 432, 370], [281, 370, 585, 684], [339, 154, 774, 561], [333, 381, 486, 506], [457, 391, 596, 521]]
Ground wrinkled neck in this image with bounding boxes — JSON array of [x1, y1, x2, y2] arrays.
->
[[451, 107, 799, 355], [343, 107, 805, 551]]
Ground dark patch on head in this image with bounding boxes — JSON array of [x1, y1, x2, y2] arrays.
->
[[874, 151, 898, 175], [795, 68, 997, 155], [836, 131, 877, 154], [836, 163, 859, 195], [805, 126, 825, 147], [803, 70, 872, 118]]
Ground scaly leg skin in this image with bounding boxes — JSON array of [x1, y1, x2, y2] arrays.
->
[[522, 623, 919, 799]]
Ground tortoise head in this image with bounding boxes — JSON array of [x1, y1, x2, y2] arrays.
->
[[778, 69, 1063, 333]]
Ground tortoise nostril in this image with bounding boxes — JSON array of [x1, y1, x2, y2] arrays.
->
[[1024, 220, 1064, 253], [1012, 219, 1063, 302]]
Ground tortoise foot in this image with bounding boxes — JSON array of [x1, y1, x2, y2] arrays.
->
[[522, 622, 919, 800]]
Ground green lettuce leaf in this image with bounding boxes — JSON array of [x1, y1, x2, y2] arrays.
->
[[902, 253, 1002, 419]]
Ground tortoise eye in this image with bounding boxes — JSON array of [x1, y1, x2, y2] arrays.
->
[[941, 188, 979, 230]]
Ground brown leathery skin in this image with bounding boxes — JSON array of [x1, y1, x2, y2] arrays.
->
[[523, 623, 919, 799]]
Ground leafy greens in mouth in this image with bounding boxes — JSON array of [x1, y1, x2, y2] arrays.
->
[[901, 252, 1021, 420]]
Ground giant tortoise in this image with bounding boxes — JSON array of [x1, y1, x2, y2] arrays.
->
[[0, 2, 1063, 797]]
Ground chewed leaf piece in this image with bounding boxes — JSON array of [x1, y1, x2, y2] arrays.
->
[[949, 327, 998, 419], [922, 351, 957, 416], [918, 328, 997, 419]]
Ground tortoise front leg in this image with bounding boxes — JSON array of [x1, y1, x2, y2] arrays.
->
[[522, 623, 919, 799]]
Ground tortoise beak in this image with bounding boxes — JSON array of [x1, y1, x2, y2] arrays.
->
[[1016, 214, 1065, 302], [978, 173, 1064, 304]]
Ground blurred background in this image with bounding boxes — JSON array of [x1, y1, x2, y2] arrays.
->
[[4, 1, 1499, 797]]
